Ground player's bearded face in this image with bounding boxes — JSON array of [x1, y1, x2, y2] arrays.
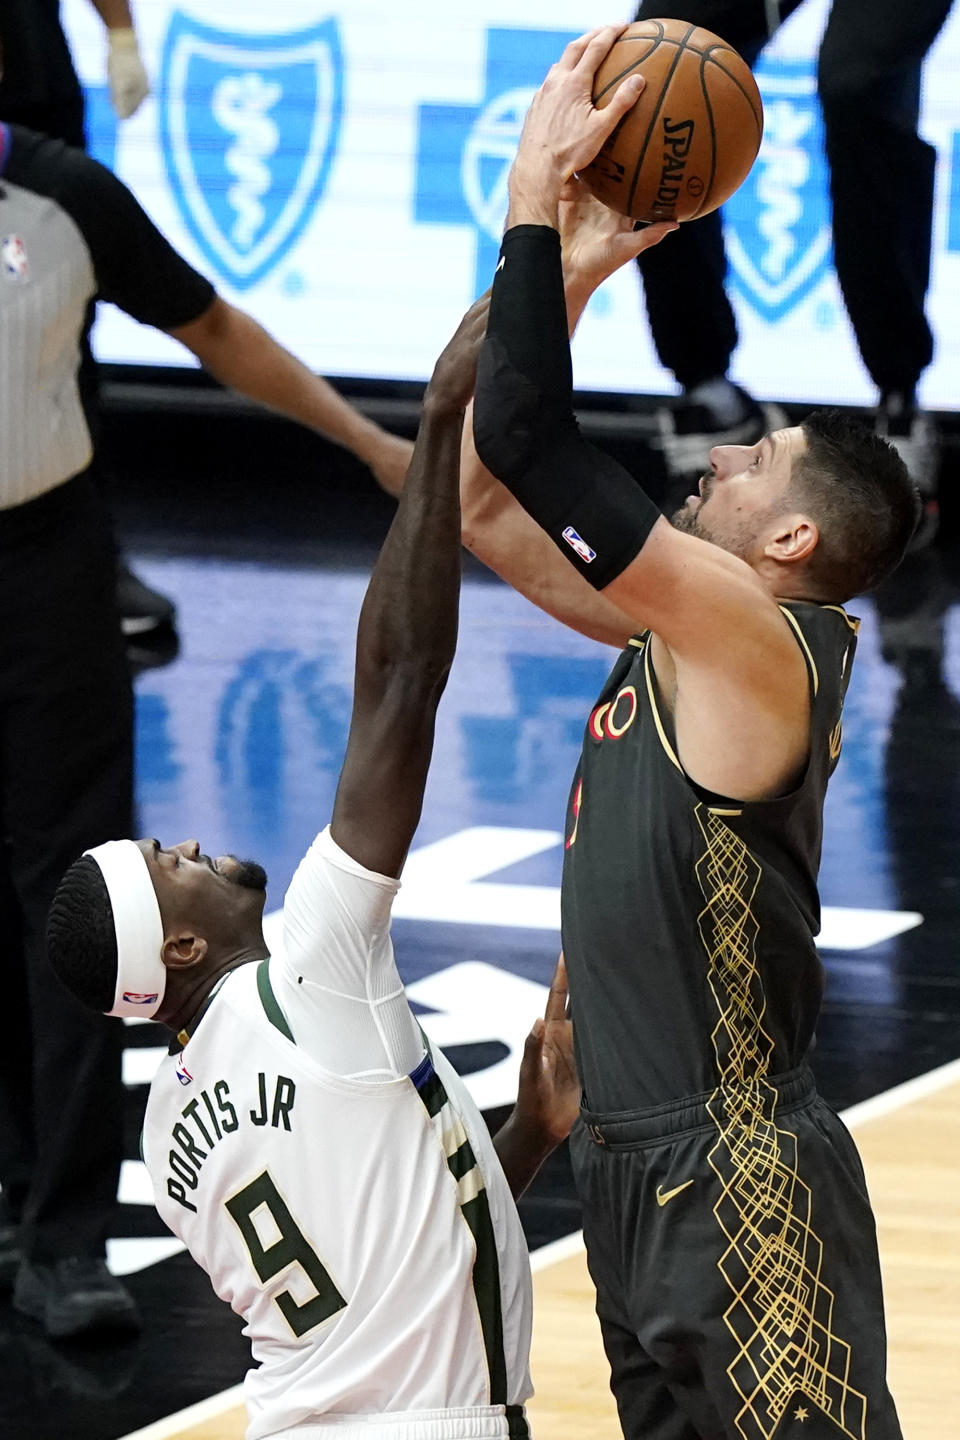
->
[[670, 471, 781, 565], [669, 475, 753, 561]]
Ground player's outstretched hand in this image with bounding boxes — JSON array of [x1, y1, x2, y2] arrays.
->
[[426, 292, 491, 414], [559, 176, 677, 298], [513, 26, 644, 199], [517, 954, 580, 1145]]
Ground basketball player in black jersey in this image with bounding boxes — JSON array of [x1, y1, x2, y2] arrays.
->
[[465, 27, 919, 1440]]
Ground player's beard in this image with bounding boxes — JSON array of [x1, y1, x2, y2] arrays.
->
[[669, 493, 763, 567], [670, 474, 714, 540], [670, 501, 708, 538]]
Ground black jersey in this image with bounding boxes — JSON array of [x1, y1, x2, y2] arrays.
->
[[561, 600, 859, 1113]]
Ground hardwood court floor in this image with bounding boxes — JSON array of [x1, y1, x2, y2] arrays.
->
[[127, 1065, 960, 1440]]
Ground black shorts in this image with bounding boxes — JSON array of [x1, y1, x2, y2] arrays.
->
[[570, 1066, 902, 1440]]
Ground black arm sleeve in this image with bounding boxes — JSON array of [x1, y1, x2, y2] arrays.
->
[[473, 224, 661, 590], [5, 127, 215, 329]]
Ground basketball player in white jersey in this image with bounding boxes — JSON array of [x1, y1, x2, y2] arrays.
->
[[45, 297, 579, 1440]]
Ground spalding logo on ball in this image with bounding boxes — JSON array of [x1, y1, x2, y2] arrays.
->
[[580, 19, 763, 223]]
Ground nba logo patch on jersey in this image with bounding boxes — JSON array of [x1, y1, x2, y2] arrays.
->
[[122, 990, 159, 1006], [562, 526, 596, 563], [1, 234, 29, 283], [176, 1058, 193, 1086]]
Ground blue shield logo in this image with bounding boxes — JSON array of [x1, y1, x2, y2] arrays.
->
[[160, 13, 344, 291], [725, 59, 833, 323]]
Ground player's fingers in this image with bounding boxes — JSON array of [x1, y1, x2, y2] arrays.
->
[[543, 953, 569, 1023], [569, 24, 629, 79], [634, 219, 679, 249], [522, 1019, 545, 1069], [556, 26, 617, 72], [595, 72, 645, 136]]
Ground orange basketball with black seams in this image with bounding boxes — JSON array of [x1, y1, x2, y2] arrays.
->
[[580, 18, 763, 224]]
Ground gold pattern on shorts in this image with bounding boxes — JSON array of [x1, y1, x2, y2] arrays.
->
[[693, 805, 867, 1440]]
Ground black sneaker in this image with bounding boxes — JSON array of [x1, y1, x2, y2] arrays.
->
[[116, 562, 177, 637], [0, 1224, 22, 1292], [13, 1258, 142, 1339], [656, 381, 789, 480]]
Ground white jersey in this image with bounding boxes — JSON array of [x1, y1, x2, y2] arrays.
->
[[142, 828, 533, 1440]]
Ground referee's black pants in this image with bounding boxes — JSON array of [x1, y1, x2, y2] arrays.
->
[[0, 474, 132, 1262], [632, 0, 954, 395]]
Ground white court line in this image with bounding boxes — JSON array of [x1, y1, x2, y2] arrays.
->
[[840, 1054, 960, 1130], [117, 1052, 960, 1440]]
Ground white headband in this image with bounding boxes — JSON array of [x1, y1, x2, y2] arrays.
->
[[84, 840, 167, 1020]]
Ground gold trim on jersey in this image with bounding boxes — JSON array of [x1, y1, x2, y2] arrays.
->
[[778, 606, 820, 696], [643, 644, 683, 773], [693, 805, 867, 1440], [821, 603, 861, 635]]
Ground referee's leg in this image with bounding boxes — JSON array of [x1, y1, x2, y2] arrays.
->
[[0, 477, 132, 1265]]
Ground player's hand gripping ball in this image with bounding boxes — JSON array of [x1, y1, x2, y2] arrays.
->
[[579, 18, 762, 224]]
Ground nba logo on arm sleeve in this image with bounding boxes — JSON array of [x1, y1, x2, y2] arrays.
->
[[562, 527, 596, 564]]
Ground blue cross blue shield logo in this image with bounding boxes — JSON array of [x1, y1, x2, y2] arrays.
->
[[949, 129, 960, 255], [415, 28, 577, 299], [724, 59, 833, 324], [160, 13, 344, 291]]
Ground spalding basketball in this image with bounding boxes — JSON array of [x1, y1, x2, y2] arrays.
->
[[580, 19, 762, 223]]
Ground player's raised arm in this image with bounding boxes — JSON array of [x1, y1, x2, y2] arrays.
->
[[471, 31, 801, 681], [329, 298, 488, 880], [459, 184, 671, 649]]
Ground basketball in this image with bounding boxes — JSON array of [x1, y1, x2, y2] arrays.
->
[[579, 19, 763, 223]]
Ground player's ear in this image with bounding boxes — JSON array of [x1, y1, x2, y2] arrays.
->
[[162, 933, 208, 970], [764, 513, 818, 566]]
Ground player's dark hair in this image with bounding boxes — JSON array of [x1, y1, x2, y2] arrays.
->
[[46, 856, 118, 1013], [790, 409, 920, 601]]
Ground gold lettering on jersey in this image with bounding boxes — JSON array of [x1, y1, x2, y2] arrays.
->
[[587, 684, 639, 744], [565, 777, 583, 851], [828, 717, 843, 761], [588, 702, 610, 742], [606, 685, 638, 738], [165, 1074, 296, 1214]]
